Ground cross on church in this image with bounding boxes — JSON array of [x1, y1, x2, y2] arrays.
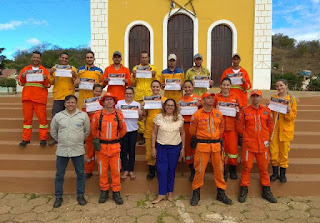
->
[[168, 0, 196, 18]]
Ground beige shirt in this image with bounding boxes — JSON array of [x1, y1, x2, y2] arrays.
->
[[154, 114, 184, 145]]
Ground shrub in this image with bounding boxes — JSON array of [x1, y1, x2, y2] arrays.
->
[[0, 78, 17, 88], [271, 73, 303, 91], [308, 74, 320, 91]]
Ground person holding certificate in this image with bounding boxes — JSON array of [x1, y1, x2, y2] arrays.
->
[[76, 51, 103, 109], [141, 80, 167, 180], [186, 54, 213, 95], [103, 51, 131, 101], [116, 87, 143, 180], [178, 80, 201, 182], [18, 51, 50, 147], [269, 79, 297, 183], [131, 51, 160, 146], [220, 53, 252, 107], [213, 77, 241, 181], [161, 54, 184, 103]]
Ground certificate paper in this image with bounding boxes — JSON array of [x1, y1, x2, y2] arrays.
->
[[194, 76, 210, 88], [79, 78, 95, 90], [227, 73, 243, 85], [268, 97, 288, 114], [120, 105, 139, 119], [164, 79, 181, 90], [85, 96, 103, 112], [218, 102, 237, 117], [144, 95, 162, 109], [26, 70, 44, 82], [136, 66, 152, 79], [108, 73, 125, 86], [179, 101, 198, 115], [55, 65, 72, 77]]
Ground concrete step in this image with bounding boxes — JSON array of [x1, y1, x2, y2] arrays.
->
[[298, 97, 320, 104], [0, 118, 52, 129], [296, 110, 320, 120], [0, 97, 53, 103], [298, 105, 320, 110], [0, 107, 52, 118], [294, 120, 320, 132], [292, 132, 320, 144]]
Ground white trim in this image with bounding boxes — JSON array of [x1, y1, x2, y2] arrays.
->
[[124, 20, 154, 68], [163, 8, 198, 70], [206, 20, 238, 72]]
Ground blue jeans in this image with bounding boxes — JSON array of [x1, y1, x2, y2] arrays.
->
[[55, 155, 85, 198], [121, 130, 138, 171]]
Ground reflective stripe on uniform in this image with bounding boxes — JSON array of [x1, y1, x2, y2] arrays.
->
[[231, 85, 245, 92], [39, 124, 48, 129], [199, 157, 202, 173], [185, 155, 194, 161], [245, 150, 249, 162], [23, 125, 32, 129], [99, 161, 102, 175], [25, 83, 45, 88], [227, 153, 238, 158], [207, 118, 210, 134]]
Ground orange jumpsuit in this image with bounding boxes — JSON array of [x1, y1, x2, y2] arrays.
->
[[91, 109, 127, 192], [178, 94, 201, 164], [220, 67, 251, 107], [213, 92, 242, 166], [190, 107, 226, 190], [18, 65, 50, 141], [237, 105, 274, 187]]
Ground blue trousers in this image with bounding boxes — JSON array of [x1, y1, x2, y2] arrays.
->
[[156, 143, 181, 195], [55, 155, 85, 198]]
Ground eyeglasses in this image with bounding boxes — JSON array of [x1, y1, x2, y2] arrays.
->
[[166, 104, 175, 107], [125, 93, 133, 95]]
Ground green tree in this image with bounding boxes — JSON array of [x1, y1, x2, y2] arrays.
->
[[272, 34, 295, 49]]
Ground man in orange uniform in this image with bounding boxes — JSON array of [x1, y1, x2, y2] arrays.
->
[[102, 51, 131, 101], [18, 51, 50, 147], [220, 53, 252, 107], [190, 92, 232, 206], [91, 93, 127, 205], [237, 90, 277, 203]]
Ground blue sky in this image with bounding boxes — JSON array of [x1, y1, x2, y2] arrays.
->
[[1, 0, 319, 59]]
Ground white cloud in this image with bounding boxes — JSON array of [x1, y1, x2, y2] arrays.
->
[[0, 18, 48, 31], [26, 38, 41, 45]]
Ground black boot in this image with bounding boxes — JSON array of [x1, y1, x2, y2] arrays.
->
[[190, 188, 200, 206], [53, 198, 63, 208], [19, 140, 30, 147], [98, 190, 109, 203], [262, 186, 277, 203], [238, 186, 248, 203], [216, 188, 232, 205], [77, 196, 87, 206], [112, 191, 123, 205], [270, 166, 279, 181], [138, 134, 145, 145], [279, 167, 287, 183], [146, 165, 156, 180], [229, 165, 238, 180], [223, 165, 228, 182], [189, 164, 195, 182]]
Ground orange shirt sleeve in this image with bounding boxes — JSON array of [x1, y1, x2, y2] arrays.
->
[[266, 109, 274, 138], [242, 69, 252, 90], [189, 112, 198, 136], [102, 67, 109, 87], [18, 67, 28, 86], [91, 112, 100, 139], [237, 109, 245, 135]]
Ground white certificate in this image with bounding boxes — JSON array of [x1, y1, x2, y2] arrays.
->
[[136, 70, 152, 79], [164, 79, 181, 90], [179, 102, 198, 115], [108, 73, 125, 86], [268, 97, 288, 114], [194, 76, 210, 88], [144, 95, 162, 110], [218, 102, 238, 117], [79, 78, 95, 90], [26, 70, 44, 82], [120, 105, 139, 119], [55, 65, 72, 77], [86, 101, 103, 113], [227, 73, 243, 85]]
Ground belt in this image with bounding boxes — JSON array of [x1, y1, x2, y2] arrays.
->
[[100, 139, 120, 144], [197, 139, 220, 144]]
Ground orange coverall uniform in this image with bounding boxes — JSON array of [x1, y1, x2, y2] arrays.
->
[[178, 94, 201, 164], [91, 109, 127, 192], [190, 107, 227, 190], [102, 64, 131, 101], [270, 94, 297, 168], [213, 92, 242, 166], [220, 67, 251, 107], [237, 105, 274, 187], [18, 65, 50, 141]]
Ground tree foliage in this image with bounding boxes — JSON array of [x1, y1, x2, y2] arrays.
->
[[271, 73, 303, 91], [272, 34, 295, 49]]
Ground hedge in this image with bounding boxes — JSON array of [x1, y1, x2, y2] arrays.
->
[[0, 78, 17, 88]]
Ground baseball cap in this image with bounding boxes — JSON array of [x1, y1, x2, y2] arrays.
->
[[113, 51, 122, 57], [250, 89, 262, 96], [232, 53, 241, 59], [168, 54, 177, 61], [99, 92, 118, 106], [201, 92, 215, 99], [193, 53, 203, 60]]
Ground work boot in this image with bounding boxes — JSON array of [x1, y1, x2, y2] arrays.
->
[[279, 167, 287, 183], [270, 166, 279, 181], [216, 188, 232, 205], [19, 140, 30, 147], [112, 191, 123, 205], [85, 173, 93, 179], [229, 165, 238, 180], [189, 164, 195, 182], [48, 138, 57, 146], [40, 140, 47, 147], [146, 165, 156, 180], [262, 186, 277, 203], [98, 190, 109, 203], [190, 188, 200, 206], [238, 186, 248, 203], [223, 165, 228, 182], [53, 198, 63, 208], [77, 196, 87, 206], [138, 134, 145, 145]]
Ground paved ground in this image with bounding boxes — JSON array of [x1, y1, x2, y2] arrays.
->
[[0, 193, 319, 223]]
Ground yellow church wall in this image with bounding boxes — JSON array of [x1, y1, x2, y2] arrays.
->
[[108, 0, 255, 81]]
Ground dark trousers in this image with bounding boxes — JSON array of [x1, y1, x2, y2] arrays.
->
[[120, 130, 138, 171], [52, 100, 65, 118], [55, 155, 85, 198], [156, 143, 181, 195]]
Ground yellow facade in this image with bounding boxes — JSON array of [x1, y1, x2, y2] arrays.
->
[[108, 0, 255, 81]]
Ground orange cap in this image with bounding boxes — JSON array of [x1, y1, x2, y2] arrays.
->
[[201, 92, 215, 99], [99, 92, 118, 106], [250, 89, 262, 96]]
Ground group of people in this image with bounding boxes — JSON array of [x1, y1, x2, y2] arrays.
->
[[17, 50, 297, 208]]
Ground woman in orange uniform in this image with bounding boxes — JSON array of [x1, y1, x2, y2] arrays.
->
[[214, 77, 242, 180], [269, 79, 297, 183], [178, 80, 201, 182]]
